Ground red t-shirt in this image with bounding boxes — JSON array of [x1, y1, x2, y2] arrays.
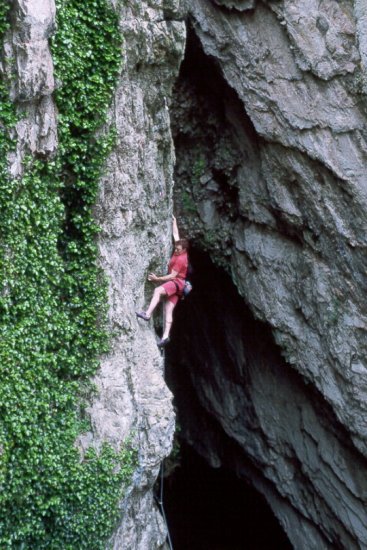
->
[[168, 251, 188, 282]]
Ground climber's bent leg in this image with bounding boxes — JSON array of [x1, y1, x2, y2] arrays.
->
[[145, 286, 166, 318], [162, 298, 177, 340]]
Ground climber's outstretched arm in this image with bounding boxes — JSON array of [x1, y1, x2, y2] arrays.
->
[[172, 215, 180, 242], [148, 270, 178, 283]]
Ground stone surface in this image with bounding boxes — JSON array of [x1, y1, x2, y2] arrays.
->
[[5, 0, 367, 547], [167, 253, 367, 550], [170, 1, 367, 547], [355, 0, 367, 92], [175, 0, 367, 454], [92, 2, 186, 548], [4, 0, 58, 175], [2, 0, 185, 548], [211, 0, 256, 12]]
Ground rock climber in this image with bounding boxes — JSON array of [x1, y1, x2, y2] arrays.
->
[[136, 215, 189, 347]]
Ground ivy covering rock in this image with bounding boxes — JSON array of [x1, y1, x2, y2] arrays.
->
[[0, 1, 137, 548]]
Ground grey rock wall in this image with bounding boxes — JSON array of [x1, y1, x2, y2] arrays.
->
[[2, 0, 185, 548], [167, 254, 367, 549], [4, 0, 57, 176], [175, 0, 367, 453], [6, 0, 367, 547], [94, 2, 186, 548], [170, 0, 367, 547], [353, 0, 367, 93]]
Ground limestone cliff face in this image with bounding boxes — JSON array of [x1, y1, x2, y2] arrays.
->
[[4, 0, 58, 175], [93, 2, 185, 548], [3, 0, 185, 548], [170, 1, 367, 548], [5, 0, 367, 548]]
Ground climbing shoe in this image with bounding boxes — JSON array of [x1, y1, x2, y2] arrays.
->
[[157, 337, 170, 348], [136, 311, 150, 321]]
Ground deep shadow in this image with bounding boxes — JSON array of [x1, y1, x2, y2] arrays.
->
[[167, 247, 364, 451], [163, 441, 292, 550], [162, 247, 293, 549], [162, 247, 367, 549]]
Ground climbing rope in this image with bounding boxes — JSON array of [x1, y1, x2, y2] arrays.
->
[[155, 458, 174, 550], [153, 312, 174, 549]]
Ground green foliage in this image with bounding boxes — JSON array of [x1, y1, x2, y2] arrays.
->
[[203, 229, 217, 248], [0, 2, 136, 548], [191, 154, 206, 185], [181, 189, 197, 214], [180, 155, 206, 215], [0, 3, 17, 170]]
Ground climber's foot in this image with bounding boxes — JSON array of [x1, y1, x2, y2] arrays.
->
[[157, 337, 170, 348], [136, 311, 150, 321]]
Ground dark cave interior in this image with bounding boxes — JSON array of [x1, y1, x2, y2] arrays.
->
[[162, 441, 292, 550], [162, 24, 290, 550], [161, 244, 365, 548], [160, 15, 367, 550], [161, 248, 293, 549]]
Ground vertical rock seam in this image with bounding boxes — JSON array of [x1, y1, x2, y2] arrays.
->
[[355, 0, 367, 92]]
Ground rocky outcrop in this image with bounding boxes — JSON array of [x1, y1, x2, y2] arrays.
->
[[167, 252, 367, 549], [5, 0, 367, 547], [3, 0, 185, 548], [351, 0, 367, 92], [212, 0, 256, 11], [174, 0, 367, 452], [93, 2, 185, 548], [169, 1, 367, 547], [4, 0, 57, 175]]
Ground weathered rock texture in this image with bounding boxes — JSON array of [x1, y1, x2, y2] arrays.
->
[[3, 0, 185, 548], [4, 0, 58, 175], [93, 2, 185, 548], [6, 0, 367, 547], [169, 1, 367, 548], [167, 252, 367, 549]]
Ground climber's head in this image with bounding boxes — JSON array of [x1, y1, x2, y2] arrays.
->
[[174, 239, 189, 255]]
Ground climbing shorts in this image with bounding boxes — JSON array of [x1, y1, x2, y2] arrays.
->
[[162, 281, 182, 305]]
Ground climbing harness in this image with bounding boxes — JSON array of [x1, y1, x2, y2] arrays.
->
[[183, 279, 192, 298], [173, 278, 192, 300]]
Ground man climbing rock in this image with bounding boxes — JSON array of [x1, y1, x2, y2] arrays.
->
[[136, 216, 189, 347]]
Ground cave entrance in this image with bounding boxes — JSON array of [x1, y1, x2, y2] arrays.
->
[[165, 21, 292, 549], [162, 248, 292, 549], [162, 441, 292, 550]]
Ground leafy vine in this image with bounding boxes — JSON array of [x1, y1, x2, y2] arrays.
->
[[0, 2, 136, 548]]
